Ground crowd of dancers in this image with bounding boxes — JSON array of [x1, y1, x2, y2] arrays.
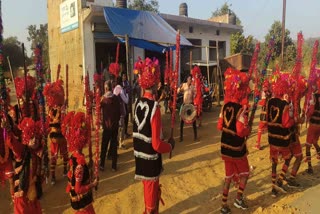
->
[[1, 28, 320, 214], [217, 33, 320, 214]]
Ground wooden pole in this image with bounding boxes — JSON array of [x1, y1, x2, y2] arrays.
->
[[7, 56, 22, 116], [125, 35, 133, 121], [281, 0, 286, 70], [216, 41, 221, 106], [125, 35, 130, 84], [189, 50, 192, 74], [206, 46, 210, 85]]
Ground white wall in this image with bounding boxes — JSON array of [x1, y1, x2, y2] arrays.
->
[[86, 0, 113, 7], [82, 19, 95, 90], [177, 24, 232, 59], [133, 47, 145, 62]]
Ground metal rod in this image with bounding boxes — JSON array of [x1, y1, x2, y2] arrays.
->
[[113, 34, 217, 48]]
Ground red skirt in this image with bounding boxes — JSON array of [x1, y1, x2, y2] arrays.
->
[[14, 196, 42, 214], [75, 203, 95, 214]]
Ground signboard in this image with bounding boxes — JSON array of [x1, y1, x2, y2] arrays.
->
[[60, 0, 79, 33]]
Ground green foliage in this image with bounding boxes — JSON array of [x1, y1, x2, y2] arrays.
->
[[2, 36, 30, 71], [259, 21, 296, 70], [128, 0, 159, 12], [211, 3, 241, 26], [301, 37, 320, 76], [27, 24, 49, 69], [230, 32, 255, 55]]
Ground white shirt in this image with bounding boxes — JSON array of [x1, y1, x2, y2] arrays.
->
[[113, 85, 129, 104]]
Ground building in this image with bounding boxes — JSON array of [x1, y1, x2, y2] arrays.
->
[[47, 0, 242, 110]]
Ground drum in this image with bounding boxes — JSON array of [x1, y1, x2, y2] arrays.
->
[[180, 104, 197, 124]]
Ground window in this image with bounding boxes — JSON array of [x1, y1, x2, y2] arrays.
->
[[209, 41, 226, 60], [188, 39, 202, 60]]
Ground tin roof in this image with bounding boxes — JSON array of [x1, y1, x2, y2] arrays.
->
[[160, 13, 242, 33]]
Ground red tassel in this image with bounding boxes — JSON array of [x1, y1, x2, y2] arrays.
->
[[304, 40, 319, 114], [293, 32, 304, 119], [248, 43, 260, 80], [116, 43, 120, 64], [171, 32, 180, 130]]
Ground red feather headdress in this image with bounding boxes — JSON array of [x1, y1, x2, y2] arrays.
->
[[18, 117, 42, 145], [134, 57, 160, 89], [270, 69, 290, 98], [224, 68, 250, 104], [14, 76, 36, 99], [43, 79, 65, 108], [62, 111, 89, 152]]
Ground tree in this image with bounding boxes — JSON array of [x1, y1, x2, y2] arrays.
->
[[2, 36, 28, 72], [230, 32, 255, 55], [128, 0, 159, 12], [212, 3, 247, 55], [301, 37, 320, 76], [211, 3, 241, 26], [261, 21, 296, 69], [27, 24, 49, 69]]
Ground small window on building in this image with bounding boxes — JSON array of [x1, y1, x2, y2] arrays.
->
[[189, 26, 193, 33], [188, 39, 202, 60], [216, 30, 220, 36], [209, 41, 226, 60]]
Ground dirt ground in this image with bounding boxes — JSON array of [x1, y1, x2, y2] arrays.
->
[[1, 101, 320, 214]]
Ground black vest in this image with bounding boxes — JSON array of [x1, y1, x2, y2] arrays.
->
[[48, 107, 64, 139], [133, 98, 162, 180], [267, 98, 292, 147], [220, 102, 247, 158], [13, 147, 43, 200], [68, 155, 93, 210], [310, 94, 320, 125]]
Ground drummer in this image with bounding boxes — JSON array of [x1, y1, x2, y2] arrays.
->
[[178, 75, 197, 142]]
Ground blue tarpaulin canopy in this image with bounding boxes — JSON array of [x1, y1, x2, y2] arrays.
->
[[103, 7, 192, 53]]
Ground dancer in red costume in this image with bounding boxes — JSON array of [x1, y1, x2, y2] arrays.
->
[[0, 91, 16, 200], [43, 79, 69, 185], [0, 114, 14, 199], [284, 74, 307, 187], [192, 66, 204, 127], [305, 78, 320, 174], [254, 79, 271, 150], [6, 117, 44, 214], [217, 68, 251, 214], [267, 71, 295, 197], [14, 76, 39, 121], [63, 111, 98, 214], [133, 57, 175, 214]]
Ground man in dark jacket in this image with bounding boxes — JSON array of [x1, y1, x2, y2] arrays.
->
[[100, 80, 121, 171]]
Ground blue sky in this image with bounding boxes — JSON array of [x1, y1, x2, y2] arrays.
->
[[3, 0, 47, 52], [2, 0, 320, 54]]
